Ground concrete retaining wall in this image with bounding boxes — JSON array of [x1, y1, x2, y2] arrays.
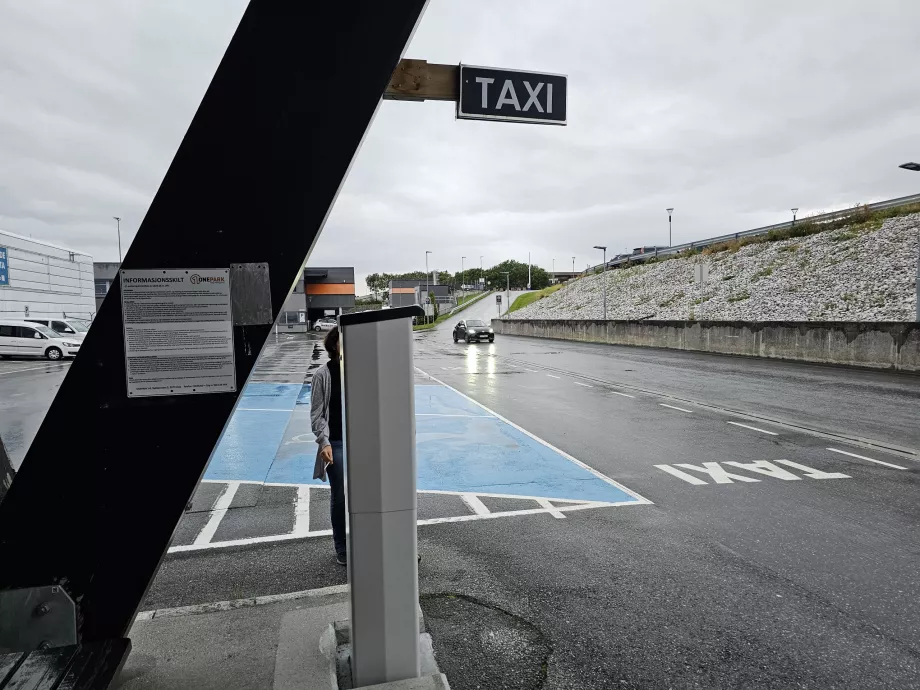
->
[[491, 319, 920, 372]]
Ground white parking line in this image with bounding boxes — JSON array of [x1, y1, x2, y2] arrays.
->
[[416, 413, 493, 418], [611, 391, 636, 398], [292, 486, 311, 536], [525, 368, 540, 373], [827, 447, 907, 470], [460, 493, 490, 516], [194, 481, 240, 545], [536, 498, 566, 518], [547, 374, 561, 379], [0, 362, 71, 376], [237, 408, 293, 412], [727, 421, 778, 436], [659, 403, 692, 413], [573, 381, 592, 388]]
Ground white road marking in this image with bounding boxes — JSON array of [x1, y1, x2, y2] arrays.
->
[[416, 413, 493, 418], [525, 368, 540, 373], [774, 459, 850, 480], [826, 447, 907, 470], [536, 498, 566, 518], [655, 465, 708, 485], [236, 408, 293, 412], [611, 391, 636, 398], [168, 499, 643, 553], [675, 462, 760, 484], [547, 374, 561, 379], [461, 493, 490, 516], [415, 368, 653, 504], [724, 460, 801, 480], [292, 485, 311, 536], [194, 481, 240, 545], [0, 362, 71, 376], [727, 421, 778, 436], [573, 381, 592, 388], [659, 403, 692, 413], [136, 584, 349, 621]]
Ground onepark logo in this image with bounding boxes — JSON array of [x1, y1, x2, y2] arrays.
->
[[190, 274, 226, 285]]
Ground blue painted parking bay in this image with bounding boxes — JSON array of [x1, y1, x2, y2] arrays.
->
[[204, 381, 642, 505]]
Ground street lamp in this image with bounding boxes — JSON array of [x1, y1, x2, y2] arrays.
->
[[500, 271, 510, 313], [552, 258, 555, 284], [593, 245, 607, 320], [113, 216, 123, 262], [666, 208, 674, 247], [461, 256, 466, 293], [480, 255, 483, 289], [898, 164, 920, 321], [572, 256, 576, 274], [425, 250, 432, 324], [791, 208, 799, 227]]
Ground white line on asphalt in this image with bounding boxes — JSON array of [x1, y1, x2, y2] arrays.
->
[[826, 447, 907, 470], [414, 368, 653, 505], [727, 421, 778, 436], [292, 485, 311, 536], [573, 381, 592, 388], [547, 374, 561, 379], [525, 369, 540, 373], [654, 465, 708, 485], [193, 481, 240, 545], [0, 362, 71, 376], [135, 584, 349, 621], [167, 500, 646, 553], [460, 493, 491, 516], [611, 391, 636, 398], [415, 413, 493, 418], [236, 408, 293, 412], [536, 498, 566, 518], [659, 403, 692, 413]]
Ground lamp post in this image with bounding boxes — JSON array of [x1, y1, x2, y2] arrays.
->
[[898, 163, 920, 320], [791, 208, 799, 228], [461, 256, 466, 294], [113, 216, 123, 262], [480, 255, 483, 290], [425, 250, 432, 324], [500, 271, 510, 313], [593, 245, 607, 320], [666, 208, 674, 247], [552, 258, 555, 284], [572, 256, 576, 274]]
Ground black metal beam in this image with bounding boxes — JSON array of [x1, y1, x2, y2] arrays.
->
[[0, 0, 429, 640]]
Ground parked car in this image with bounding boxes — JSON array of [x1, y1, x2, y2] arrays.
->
[[0, 321, 82, 360], [453, 319, 494, 344], [25, 317, 91, 341], [313, 317, 337, 332]]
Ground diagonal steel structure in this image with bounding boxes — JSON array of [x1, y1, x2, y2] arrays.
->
[[0, 0, 428, 640]]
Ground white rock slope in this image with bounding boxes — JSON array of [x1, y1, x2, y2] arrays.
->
[[511, 213, 920, 322]]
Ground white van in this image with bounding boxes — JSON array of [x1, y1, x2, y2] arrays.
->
[[24, 317, 91, 341], [0, 321, 82, 360]]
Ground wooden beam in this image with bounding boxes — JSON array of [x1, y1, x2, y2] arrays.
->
[[383, 59, 458, 101]]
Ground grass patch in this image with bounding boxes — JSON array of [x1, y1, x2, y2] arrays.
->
[[727, 291, 751, 303], [508, 284, 564, 313], [721, 274, 735, 281], [831, 231, 858, 242]]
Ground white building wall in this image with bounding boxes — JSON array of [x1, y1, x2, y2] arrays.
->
[[0, 229, 96, 321]]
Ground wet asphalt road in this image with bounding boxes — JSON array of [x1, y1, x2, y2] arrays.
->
[[4, 301, 920, 687], [144, 297, 920, 689], [0, 358, 71, 470]]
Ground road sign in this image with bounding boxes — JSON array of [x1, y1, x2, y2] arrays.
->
[[496, 294, 502, 303], [694, 264, 709, 285], [458, 65, 567, 126], [425, 297, 430, 304], [0, 247, 8, 287]]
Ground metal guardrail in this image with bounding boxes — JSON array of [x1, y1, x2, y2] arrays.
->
[[585, 192, 920, 273]]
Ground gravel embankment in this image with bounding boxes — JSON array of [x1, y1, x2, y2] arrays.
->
[[510, 213, 920, 321]]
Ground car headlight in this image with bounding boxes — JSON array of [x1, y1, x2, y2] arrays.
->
[[488, 328, 494, 333], [62, 342, 80, 347]]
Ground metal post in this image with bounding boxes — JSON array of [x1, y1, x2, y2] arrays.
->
[[572, 256, 575, 273], [113, 216, 122, 262], [666, 208, 673, 247], [339, 306, 422, 687], [461, 256, 465, 294], [425, 250, 431, 324], [791, 207, 798, 228], [527, 252, 531, 290], [593, 245, 607, 320]]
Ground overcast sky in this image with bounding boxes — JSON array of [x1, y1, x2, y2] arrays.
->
[[1, 1, 918, 292]]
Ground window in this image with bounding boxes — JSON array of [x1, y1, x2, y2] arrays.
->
[[95, 280, 110, 297], [0, 325, 14, 338], [52, 321, 73, 334]]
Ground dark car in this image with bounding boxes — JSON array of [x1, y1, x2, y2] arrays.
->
[[453, 319, 494, 344]]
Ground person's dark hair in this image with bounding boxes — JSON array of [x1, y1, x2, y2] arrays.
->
[[324, 326, 340, 357]]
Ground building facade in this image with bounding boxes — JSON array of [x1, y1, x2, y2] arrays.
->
[[0, 229, 96, 321], [277, 266, 356, 331]]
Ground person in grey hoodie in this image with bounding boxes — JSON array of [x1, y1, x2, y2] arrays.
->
[[310, 326, 346, 565]]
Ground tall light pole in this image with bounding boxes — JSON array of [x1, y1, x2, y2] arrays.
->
[[593, 245, 607, 320], [500, 271, 510, 313], [113, 216, 123, 262], [572, 256, 576, 274], [666, 208, 674, 247], [552, 258, 555, 284], [527, 252, 531, 290], [480, 255, 483, 289], [898, 163, 920, 320], [425, 250, 432, 324], [791, 207, 799, 227], [461, 256, 466, 292]]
